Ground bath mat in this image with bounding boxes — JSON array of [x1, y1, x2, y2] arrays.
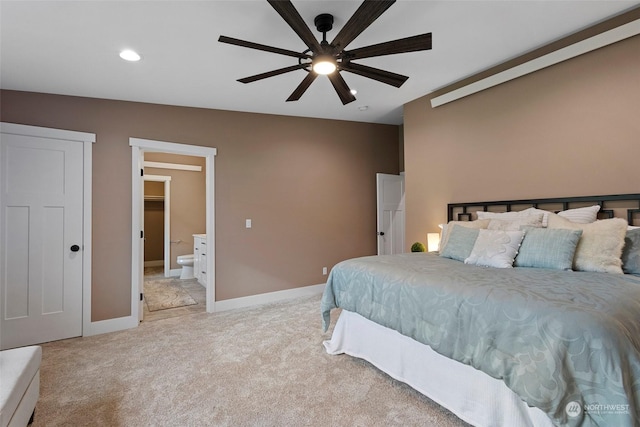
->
[[144, 279, 197, 311]]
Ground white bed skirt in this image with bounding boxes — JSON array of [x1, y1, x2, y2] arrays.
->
[[323, 310, 553, 427]]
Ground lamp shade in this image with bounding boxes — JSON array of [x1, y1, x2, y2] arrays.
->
[[427, 233, 440, 252]]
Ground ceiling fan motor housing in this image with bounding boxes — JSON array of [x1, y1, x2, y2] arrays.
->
[[314, 14, 334, 34]]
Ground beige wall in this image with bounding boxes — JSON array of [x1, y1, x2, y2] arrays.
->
[[145, 153, 206, 269], [398, 125, 405, 173], [0, 93, 399, 320], [143, 181, 165, 262], [145, 181, 164, 197], [143, 205, 164, 262], [403, 35, 640, 249]]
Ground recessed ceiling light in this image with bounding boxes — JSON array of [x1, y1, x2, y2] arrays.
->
[[119, 49, 141, 62], [358, 105, 369, 111]]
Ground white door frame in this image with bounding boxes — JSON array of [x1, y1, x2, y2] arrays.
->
[[143, 174, 172, 278], [0, 122, 95, 338], [130, 138, 216, 319]]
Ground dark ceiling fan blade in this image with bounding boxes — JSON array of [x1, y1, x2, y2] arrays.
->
[[267, 0, 322, 53], [339, 62, 408, 88], [330, 0, 396, 51], [218, 36, 311, 59], [286, 72, 318, 102], [238, 63, 309, 84], [342, 33, 432, 60], [327, 72, 356, 105]]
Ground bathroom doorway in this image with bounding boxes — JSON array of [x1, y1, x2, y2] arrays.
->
[[131, 138, 216, 324], [141, 156, 206, 322]]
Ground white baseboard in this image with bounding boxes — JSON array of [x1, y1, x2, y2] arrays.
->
[[83, 283, 325, 337], [169, 268, 181, 277], [144, 260, 164, 267], [84, 315, 138, 337], [214, 283, 325, 312]]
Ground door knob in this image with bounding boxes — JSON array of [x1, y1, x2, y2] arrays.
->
[[70, 245, 80, 252]]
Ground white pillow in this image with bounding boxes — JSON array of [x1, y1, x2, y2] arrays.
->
[[528, 205, 600, 226], [525, 208, 550, 227], [477, 209, 534, 221], [487, 213, 544, 231], [547, 214, 627, 274], [557, 205, 600, 224], [478, 207, 549, 227], [478, 205, 600, 227], [464, 229, 525, 269]]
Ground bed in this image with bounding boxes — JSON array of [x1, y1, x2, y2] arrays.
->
[[321, 194, 640, 427]]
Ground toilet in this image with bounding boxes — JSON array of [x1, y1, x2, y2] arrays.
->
[[177, 254, 195, 279]]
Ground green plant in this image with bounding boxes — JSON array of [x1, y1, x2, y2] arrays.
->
[[411, 242, 426, 252]]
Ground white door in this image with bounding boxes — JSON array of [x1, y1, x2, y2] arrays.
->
[[1, 133, 84, 349], [376, 173, 405, 255]]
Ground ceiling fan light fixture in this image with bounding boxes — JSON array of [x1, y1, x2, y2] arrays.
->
[[312, 55, 337, 75]]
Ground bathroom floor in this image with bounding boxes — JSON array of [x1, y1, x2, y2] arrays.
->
[[143, 267, 207, 322]]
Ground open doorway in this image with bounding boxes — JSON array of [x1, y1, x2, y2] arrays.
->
[[141, 157, 206, 322], [130, 138, 216, 324]]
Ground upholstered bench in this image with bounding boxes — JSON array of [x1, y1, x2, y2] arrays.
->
[[0, 346, 42, 427]]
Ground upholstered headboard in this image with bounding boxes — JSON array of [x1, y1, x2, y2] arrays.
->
[[448, 194, 640, 225]]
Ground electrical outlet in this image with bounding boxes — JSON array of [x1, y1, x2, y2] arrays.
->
[[322, 267, 328, 275], [245, 219, 252, 229]]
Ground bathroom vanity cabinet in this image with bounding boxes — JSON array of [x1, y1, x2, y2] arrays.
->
[[193, 234, 207, 287]]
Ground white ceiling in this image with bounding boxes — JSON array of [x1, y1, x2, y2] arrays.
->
[[1, 1, 637, 125]]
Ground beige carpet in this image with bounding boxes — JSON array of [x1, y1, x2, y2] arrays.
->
[[33, 295, 470, 427], [144, 278, 198, 311]]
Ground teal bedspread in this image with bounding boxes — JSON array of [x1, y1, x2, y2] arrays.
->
[[321, 253, 640, 427]]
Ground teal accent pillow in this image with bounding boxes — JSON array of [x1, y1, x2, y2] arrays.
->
[[439, 225, 480, 262], [622, 228, 640, 275], [514, 228, 583, 270]]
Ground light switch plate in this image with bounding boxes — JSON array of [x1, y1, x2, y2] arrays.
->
[[245, 219, 252, 229]]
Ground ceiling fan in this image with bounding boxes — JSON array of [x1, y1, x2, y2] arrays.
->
[[218, 0, 432, 105]]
